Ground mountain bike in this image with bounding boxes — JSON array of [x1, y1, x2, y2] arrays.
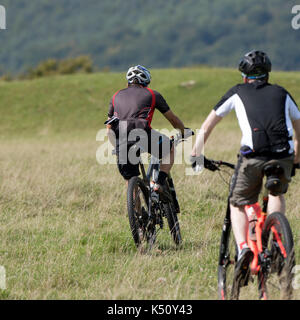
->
[[125, 129, 194, 250], [204, 158, 297, 300]]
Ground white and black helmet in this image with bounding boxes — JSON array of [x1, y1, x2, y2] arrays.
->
[[126, 65, 151, 86]]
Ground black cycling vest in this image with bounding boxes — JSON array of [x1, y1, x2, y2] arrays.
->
[[214, 81, 296, 155]]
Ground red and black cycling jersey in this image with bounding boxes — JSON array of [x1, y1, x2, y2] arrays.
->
[[213, 81, 300, 155], [108, 84, 170, 129]]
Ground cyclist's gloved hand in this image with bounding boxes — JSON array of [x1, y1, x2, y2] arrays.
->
[[291, 163, 300, 177], [190, 155, 219, 172], [182, 128, 194, 139], [190, 155, 204, 172]]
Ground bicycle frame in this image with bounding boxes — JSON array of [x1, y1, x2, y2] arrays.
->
[[146, 154, 160, 184], [220, 184, 289, 300], [245, 201, 267, 275], [138, 132, 188, 214], [245, 191, 287, 277], [221, 188, 285, 275], [139, 154, 178, 215]]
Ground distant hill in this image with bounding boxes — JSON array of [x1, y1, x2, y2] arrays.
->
[[0, 0, 300, 74]]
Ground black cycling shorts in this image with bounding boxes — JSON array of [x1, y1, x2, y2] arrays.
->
[[116, 129, 173, 180]]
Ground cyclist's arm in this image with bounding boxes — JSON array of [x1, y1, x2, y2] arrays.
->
[[163, 110, 185, 135], [287, 93, 300, 164], [153, 90, 185, 134], [191, 110, 222, 157], [191, 86, 237, 157], [293, 119, 300, 164], [106, 119, 116, 148], [106, 96, 117, 147]]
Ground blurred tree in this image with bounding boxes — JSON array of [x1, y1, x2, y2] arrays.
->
[[0, 0, 299, 74]]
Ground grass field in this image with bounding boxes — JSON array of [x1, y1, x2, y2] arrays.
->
[[0, 67, 299, 299]]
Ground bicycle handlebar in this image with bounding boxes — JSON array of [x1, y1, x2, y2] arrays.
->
[[190, 156, 235, 173], [208, 160, 300, 180], [206, 160, 300, 173], [209, 159, 235, 170]]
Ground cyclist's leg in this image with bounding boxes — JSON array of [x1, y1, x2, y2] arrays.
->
[[148, 129, 173, 187], [117, 147, 141, 215], [117, 142, 140, 185], [230, 157, 264, 255], [117, 162, 140, 187], [267, 194, 285, 214], [230, 204, 248, 252], [160, 144, 174, 174]]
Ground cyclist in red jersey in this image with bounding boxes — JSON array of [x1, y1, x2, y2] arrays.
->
[[106, 65, 187, 190]]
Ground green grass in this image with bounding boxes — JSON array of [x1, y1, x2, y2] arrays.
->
[[0, 67, 299, 299]]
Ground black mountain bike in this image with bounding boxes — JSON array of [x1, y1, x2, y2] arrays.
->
[[126, 129, 194, 249], [204, 159, 298, 300]]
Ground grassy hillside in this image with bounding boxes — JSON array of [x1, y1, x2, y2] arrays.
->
[[1, 67, 300, 138], [0, 68, 300, 300]]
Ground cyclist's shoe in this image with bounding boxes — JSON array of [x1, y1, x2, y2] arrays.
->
[[152, 182, 172, 202], [153, 182, 163, 193], [234, 248, 254, 287]]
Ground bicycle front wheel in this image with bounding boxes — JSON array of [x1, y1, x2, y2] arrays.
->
[[218, 219, 239, 300], [261, 212, 295, 300]]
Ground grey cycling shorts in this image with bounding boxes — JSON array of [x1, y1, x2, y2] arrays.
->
[[230, 155, 294, 207]]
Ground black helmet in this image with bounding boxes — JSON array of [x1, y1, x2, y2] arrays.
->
[[239, 50, 272, 78]]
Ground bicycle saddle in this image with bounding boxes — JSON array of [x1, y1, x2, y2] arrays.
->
[[264, 164, 284, 194]]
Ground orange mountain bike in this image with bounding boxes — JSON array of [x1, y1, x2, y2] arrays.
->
[[208, 159, 297, 300]]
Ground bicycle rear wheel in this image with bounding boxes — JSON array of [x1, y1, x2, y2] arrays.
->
[[127, 176, 155, 248], [261, 212, 295, 300]]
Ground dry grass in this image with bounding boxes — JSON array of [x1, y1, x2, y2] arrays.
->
[[0, 125, 299, 300]]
